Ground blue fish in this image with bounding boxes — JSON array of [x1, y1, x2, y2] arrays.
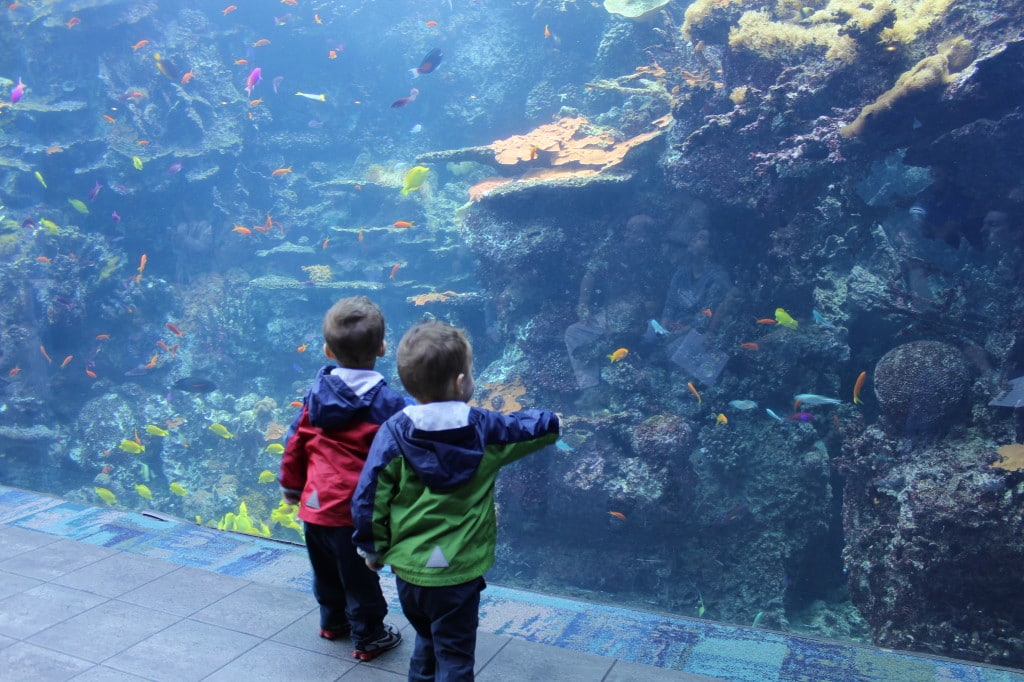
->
[[648, 319, 669, 336], [812, 310, 836, 329]]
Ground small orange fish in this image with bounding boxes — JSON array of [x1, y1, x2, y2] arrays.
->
[[328, 50, 337, 59], [60, 355, 73, 368], [607, 511, 626, 520], [249, 98, 263, 106], [36, 256, 51, 263], [290, 400, 303, 408], [529, 145, 539, 160], [7, 366, 20, 376], [389, 263, 401, 280], [181, 70, 195, 85], [86, 369, 97, 379], [687, 381, 702, 404], [137, 253, 147, 273], [165, 322, 184, 336], [136, 140, 150, 145], [271, 166, 292, 176], [281, 0, 297, 5], [103, 114, 116, 123], [134, 428, 142, 446], [701, 308, 713, 317], [232, 225, 252, 235], [96, 334, 110, 341], [354, 184, 362, 190], [853, 370, 867, 405], [756, 318, 776, 325], [234, 59, 248, 65], [321, 237, 329, 250], [252, 38, 271, 47], [425, 20, 438, 28], [144, 353, 159, 369], [739, 342, 760, 351], [392, 220, 413, 228], [156, 340, 171, 352], [65, 16, 80, 28], [295, 344, 307, 353], [131, 39, 149, 51], [544, 24, 551, 39], [40, 345, 52, 363], [607, 347, 629, 363], [101, 465, 112, 474], [222, 5, 237, 15], [45, 145, 63, 154], [716, 413, 728, 425]]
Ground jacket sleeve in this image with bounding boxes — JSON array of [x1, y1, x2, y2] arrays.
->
[[277, 404, 311, 502], [352, 423, 401, 556], [479, 408, 560, 467]]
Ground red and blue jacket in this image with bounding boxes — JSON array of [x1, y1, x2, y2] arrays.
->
[[279, 365, 409, 527]]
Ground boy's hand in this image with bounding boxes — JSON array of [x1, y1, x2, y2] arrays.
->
[[365, 557, 384, 572]]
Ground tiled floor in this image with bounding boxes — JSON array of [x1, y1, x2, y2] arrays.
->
[[1, 485, 1022, 682]]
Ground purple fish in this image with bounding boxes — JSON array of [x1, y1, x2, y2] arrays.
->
[[22, 217, 37, 230], [272, 76, 284, 94], [10, 77, 25, 104], [245, 67, 262, 96], [111, 211, 121, 223], [167, 161, 183, 174], [88, 180, 103, 201], [788, 411, 815, 422]]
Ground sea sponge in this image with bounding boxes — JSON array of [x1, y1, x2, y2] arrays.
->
[[300, 264, 333, 284], [873, 340, 971, 437], [841, 37, 974, 138], [728, 9, 858, 64]]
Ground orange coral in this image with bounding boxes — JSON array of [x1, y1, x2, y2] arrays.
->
[[409, 291, 460, 305], [468, 177, 515, 202], [488, 117, 664, 171], [264, 422, 287, 441], [469, 377, 527, 413], [991, 444, 1024, 472]]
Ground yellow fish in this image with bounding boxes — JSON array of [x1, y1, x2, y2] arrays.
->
[[68, 198, 89, 214], [209, 423, 234, 439], [94, 487, 117, 505], [774, 308, 799, 330], [40, 219, 60, 234], [145, 424, 169, 437], [716, 413, 728, 425], [258, 470, 276, 483], [135, 484, 153, 500], [265, 443, 285, 455], [400, 165, 429, 196], [294, 91, 326, 102], [34, 171, 47, 188], [607, 348, 629, 363], [132, 156, 144, 171], [119, 439, 145, 454], [169, 482, 188, 497]]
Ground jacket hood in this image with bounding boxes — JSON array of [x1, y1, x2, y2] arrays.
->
[[390, 403, 483, 490], [307, 365, 385, 430]]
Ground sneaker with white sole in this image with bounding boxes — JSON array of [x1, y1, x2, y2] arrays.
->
[[352, 623, 402, 661]]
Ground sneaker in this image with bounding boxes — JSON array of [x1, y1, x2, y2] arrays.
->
[[352, 623, 402, 661], [319, 627, 350, 641]]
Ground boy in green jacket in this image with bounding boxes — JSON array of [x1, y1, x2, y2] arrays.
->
[[352, 320, 559, 681]]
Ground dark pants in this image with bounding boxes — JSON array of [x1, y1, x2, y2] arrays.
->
[[397, 576, 485, 682], [304, 522, 388, 646]]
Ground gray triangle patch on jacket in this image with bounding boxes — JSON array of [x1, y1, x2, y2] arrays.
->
[[426, 545, 449, 568], [306, 490, 320, 509]]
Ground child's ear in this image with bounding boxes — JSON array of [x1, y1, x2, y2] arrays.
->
[[378, 341, 386, 358], [323, 343, 335, 359]]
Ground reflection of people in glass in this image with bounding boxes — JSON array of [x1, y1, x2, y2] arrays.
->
[[564, 215, 665, 404], [657, 228, 734, 338], [909, 165, 977, 249], [980, 209, 1023, 284]]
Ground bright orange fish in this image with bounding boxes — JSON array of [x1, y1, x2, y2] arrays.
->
[[137, 253, 147, 273], [425, 20, 438, 28], [156, 340, 171, 352], [249, 98, 263, 106], [271, 167, 292, 176], [756, 318, 776, 325], [853, 370, 867, 405], [181, 70, 195, 84], [165, 322, 184, 336], [234, 59, 248, 65], [36, 256, 51, 263], [544, 24, 551, 39], [701, 308, 713, 317], [101, 465, 112, 474], [389, 263, 401, 280], [60, 355, 73, 368], [85, 368, 96, 378], [607, 348, 628, 363], [136, 140, 150, 145], [65, 16, 80, 28], [45, 145, 63, 154], [134, 428, 142, 446], [144, 353, 159, 369], [739, 342, 760, 351], [607, 511, 626, 520], [7, 366, 20, 376], [687, 381, 702, 404], [131, 39, 149, 51], [392, 221, 413, 228], [252, 38, 271, 47], [103, 114, 116, 123], [290, 400, 303, 408], [40, 345, 52, 363], [232, 225, 252, 235], [296, 344, 307, 352], [321, 237, 330, 250], [222, 5, 237, 15], [96, 334, 110, 341]]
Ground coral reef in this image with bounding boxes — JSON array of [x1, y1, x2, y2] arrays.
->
[[873, 341, 971, 438]]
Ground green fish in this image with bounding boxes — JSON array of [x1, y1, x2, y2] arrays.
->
[[119, 439, 145, 454], [774, 307, 799, 330], [132, 156, 144, 171], [209, 422, 234, 439], [40, 218, 60, 234], [169, 482, 188, 497], [135, 484, 153, 501], [400, 165, 429, 196], [265, 443, 285, 455], [258, 470, 276, 483], [34, 171, 47, 188], [145, 424, 169, 437], [68, 198, 89, 214], [94, 487, 117, 505]]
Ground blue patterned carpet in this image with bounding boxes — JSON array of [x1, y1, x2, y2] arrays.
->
[[2, 485, 1021, 682]]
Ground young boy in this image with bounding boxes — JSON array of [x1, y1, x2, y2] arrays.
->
[[279, 296, 406, 661], [352, 320, 560, 680]]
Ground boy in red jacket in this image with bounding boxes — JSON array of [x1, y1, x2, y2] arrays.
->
[[279, 296, 407, 661]]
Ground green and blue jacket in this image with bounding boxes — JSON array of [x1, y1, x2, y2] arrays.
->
[[352, 401, 559, 587]]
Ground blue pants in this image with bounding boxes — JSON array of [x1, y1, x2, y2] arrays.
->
[[397, 576, 485, 682], [304, 523, 387, 646]]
